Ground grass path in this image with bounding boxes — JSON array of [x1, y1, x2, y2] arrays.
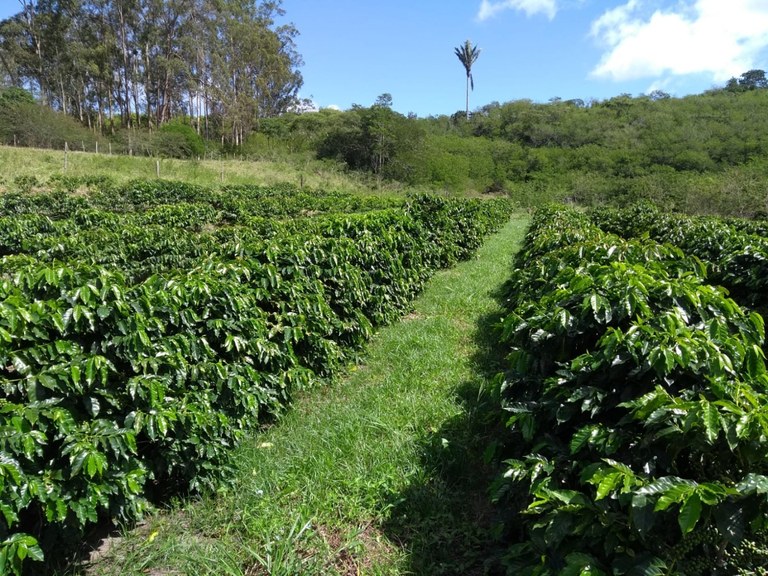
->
[[84, 215, 529, 576]]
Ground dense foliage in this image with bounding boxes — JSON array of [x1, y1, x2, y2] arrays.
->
[[0, 0, 303, 144], [0, 87, 96, 151], [0, 182, 513, 573], [492, 205, 768, 575], [589, 203, 768, 317], [316, 95, 425, 181], [261, 81, 768, 215]]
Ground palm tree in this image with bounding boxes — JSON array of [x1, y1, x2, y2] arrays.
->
[[454, 40, 480, 120]]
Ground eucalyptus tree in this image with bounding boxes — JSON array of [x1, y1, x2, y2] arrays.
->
[[0, 1, 49, 104], [79, 1, 121, 131], [454, 39, 480, 120], [0, 0, 304, 142], [140, 0, 195, 126], [205, 0, 303, 145], [0, 15, 27, 89]]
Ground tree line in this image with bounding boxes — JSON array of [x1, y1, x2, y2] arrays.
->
[[260, 70, 768, 178], [0, 0, 303, 145], [249, 73, 768, 217]]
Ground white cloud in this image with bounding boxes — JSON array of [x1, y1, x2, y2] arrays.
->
[[289, 96, 320, 113], [477, 0, 558, 21], [590, 0, 768, 83]]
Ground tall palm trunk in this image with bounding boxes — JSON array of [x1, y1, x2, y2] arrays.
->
[[465, 73, 470, 120], [454, 40, 480, 121]]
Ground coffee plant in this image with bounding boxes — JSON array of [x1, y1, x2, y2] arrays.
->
[[493, 205, 768, 575], [589, 203, 768, 316]]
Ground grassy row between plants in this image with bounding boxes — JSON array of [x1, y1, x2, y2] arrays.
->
[[78, 214, 530, 576]]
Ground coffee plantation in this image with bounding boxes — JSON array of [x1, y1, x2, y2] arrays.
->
[[0, 180, 513, 573]]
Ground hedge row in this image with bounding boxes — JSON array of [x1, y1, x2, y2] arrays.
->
[[492, 205, 768, 575], [589, 203, 768, 315], [0, 179, 402, 222]]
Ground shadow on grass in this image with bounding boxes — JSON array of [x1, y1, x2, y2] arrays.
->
[[380, 297, 512, 576]]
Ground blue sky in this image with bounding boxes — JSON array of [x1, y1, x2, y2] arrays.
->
[[3, 0, 768, 117], [279, 0, 768, 115]]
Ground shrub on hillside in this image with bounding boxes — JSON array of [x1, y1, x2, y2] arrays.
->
[[0, 93, 94, 150], [153, 120, 205, 158]]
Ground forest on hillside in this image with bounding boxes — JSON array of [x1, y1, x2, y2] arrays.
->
[[195, 75, 768, 217], [250, 71, 768, 217]]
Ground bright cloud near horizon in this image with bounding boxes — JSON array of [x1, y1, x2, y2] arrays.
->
[[477, 0, 768, 95], [590, 0, 768, 83], [3, 1, 768, 115]]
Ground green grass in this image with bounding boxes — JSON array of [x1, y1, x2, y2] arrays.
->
[[76, 215, 529, 576], [0, 144, 404, 196]]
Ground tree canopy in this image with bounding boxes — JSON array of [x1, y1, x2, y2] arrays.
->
[[0, 0, 304, 144]]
